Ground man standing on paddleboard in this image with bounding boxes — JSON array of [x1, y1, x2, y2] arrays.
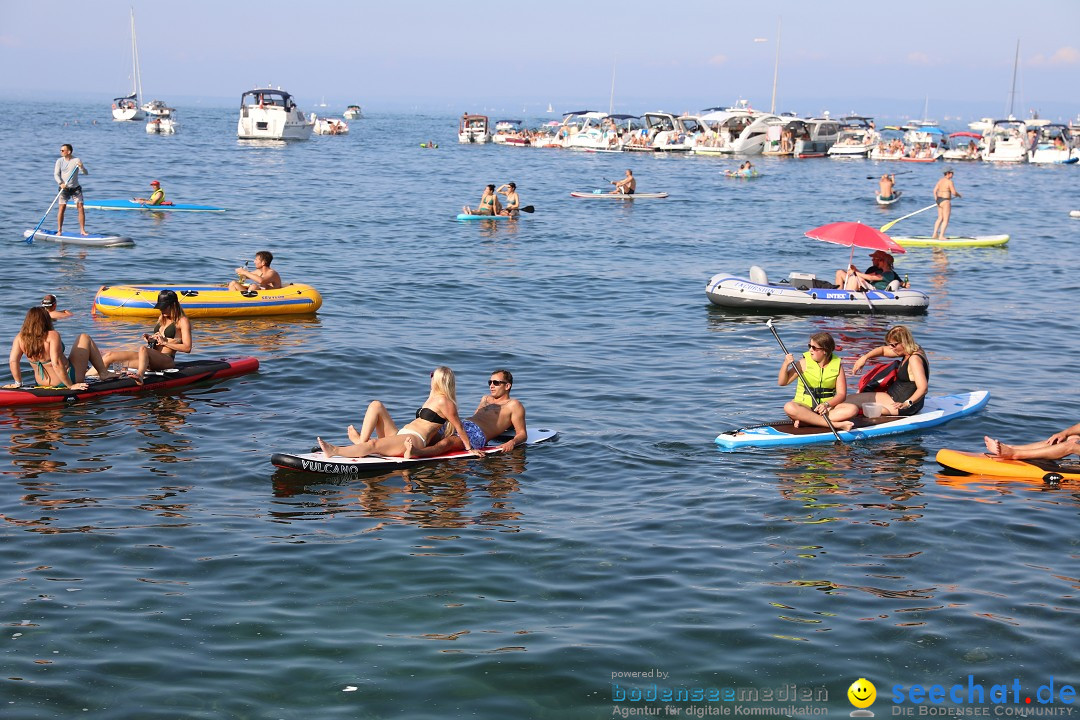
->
[[54, 144, 89, 236]]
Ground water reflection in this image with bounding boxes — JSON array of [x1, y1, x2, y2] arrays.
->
[[269, 451, 528, 532]]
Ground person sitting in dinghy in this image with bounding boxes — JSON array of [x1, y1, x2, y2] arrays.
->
[[838, 325, 929, 418], [778, 332, 857, 431], [229, 251, 282, 292], [833, 250, 905, 291]]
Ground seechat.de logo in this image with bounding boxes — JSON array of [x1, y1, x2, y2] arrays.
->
[[848, 678, 877, 717]]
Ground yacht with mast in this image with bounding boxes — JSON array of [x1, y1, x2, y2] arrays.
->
[[112, 9, 145, 121]]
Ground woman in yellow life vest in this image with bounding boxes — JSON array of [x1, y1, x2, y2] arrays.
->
[[133, 180, 165, 206], [778, 332, 857, 431]]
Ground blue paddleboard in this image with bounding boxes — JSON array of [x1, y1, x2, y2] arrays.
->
[[456, 213, 510, 221], [68, 199, 226, 212], [715, 391, 989, 449]]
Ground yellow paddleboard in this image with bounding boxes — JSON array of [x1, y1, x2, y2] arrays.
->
[[891, 234, 1009, 248]]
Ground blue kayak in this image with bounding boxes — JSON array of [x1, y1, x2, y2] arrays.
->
[[715, 391, 989, 449], [68, 199, 226, 212]]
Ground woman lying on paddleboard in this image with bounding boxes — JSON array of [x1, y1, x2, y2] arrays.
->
[[778, 332, 857, 431], [102, 289, 192, 384], [840, 325, 929, 417], [4, 307, 114, 390], [316, 366, 482, 459]]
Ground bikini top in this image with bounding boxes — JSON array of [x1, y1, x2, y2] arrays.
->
[[153, 320, 177, 339], [415, 406, 446, 424]]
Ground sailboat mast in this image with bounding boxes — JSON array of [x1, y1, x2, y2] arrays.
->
[[1007, 39, 1020, 118], [770, 18, 781, 114], [130, 8, 143, 103], [608, 56, 617, 115]]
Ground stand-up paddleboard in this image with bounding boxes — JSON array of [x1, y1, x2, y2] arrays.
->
[[715, 391, 989, 449], [570, 191, 669, 199], [271, 427, 559, 475], [936, 448, 1080, 482], [1070, 210, 1080, 218], [0, 357, 258, 407], [23, 229, 134, 247], [456, 213, 511, 221], [68, 199, 226, 212], [890, 234, 1009, 248], [876, 190, 902, 206]]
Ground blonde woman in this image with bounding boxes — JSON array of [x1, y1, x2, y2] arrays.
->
[[840, 325, 929, 417], [4, 307, 112, 390], [317, 366, 481, 459]]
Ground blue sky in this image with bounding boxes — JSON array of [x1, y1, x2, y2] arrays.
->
[[2, 0, 1078, 120]]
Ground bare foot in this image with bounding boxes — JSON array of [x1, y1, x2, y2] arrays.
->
[[792, 419, 801, 428], [835, 421, 855, 432], [984, 436, 1013, 458], [317, 437, 339, 457], [80, 230, 89, 236], [347, 424, 363, 444], [403, 437, 414, 459]]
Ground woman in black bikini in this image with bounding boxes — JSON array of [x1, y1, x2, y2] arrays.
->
[[839, 325, 929, 418], [316, 366, 479, 459], [102, 290, 192, 384]]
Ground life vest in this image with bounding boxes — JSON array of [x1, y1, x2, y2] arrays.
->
[[793, 351, 842, 408], [149, 189, 165, 205]]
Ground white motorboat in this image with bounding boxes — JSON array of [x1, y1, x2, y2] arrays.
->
[[942, 132, 982, 161], [343, 105, 363, 120], [145, 107, 179, 134], [968, 117, 994, 134], [458, 114, 491, 143], [705, 267, 929, 314], [143, 99, 171, 117], [492, 119, 526, 145], [763, 116, 839, 157], [112, 10, 145, 121], [827, 116, 879, 158], [535, 110, 605, 148], [981, 119, 1028, 163], [567, 114, 631, 152], [634, 112, 702, 152], [313, 116, 349, 135], [899, 127, 945, 162], [237, 88, 314, 141], [695, 102, 781, 155], [868, 126, 907, 161], [1027, 124, 1079, 164]]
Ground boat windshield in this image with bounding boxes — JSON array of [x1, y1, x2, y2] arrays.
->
[[241, 89, 294, 108]]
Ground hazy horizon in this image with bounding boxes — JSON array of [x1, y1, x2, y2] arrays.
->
[[3, 1, 1078, 121]]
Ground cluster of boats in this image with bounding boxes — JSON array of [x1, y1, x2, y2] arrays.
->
[[110, 11, 362, 141], [459, 102, 1080, 165]]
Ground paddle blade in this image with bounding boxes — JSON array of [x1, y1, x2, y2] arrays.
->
[[519, 205, 535, 213]]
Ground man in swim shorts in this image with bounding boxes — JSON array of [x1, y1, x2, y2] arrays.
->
[[54, 144, 89, 236], [408, 369, 527, 458], [612, 169, 635, 195]]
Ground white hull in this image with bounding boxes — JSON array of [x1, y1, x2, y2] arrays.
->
[[343, 107, 363, 120], [705, 271, 929, 314], [313, 118, 349, 135], [238, 107, 313, 140], [458, 131, 491, 144], [112, 106, 145, 121], [146, 117, 179, 134]]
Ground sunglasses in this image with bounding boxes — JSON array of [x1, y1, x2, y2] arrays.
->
[[808, 344, 824, 351], [488, 380, 508, 386]]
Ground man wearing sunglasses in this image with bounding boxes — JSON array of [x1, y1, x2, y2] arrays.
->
[[407, 369, 527, 458]]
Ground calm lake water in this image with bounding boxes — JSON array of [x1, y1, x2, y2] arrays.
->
[[1, 101, 1077, 719]]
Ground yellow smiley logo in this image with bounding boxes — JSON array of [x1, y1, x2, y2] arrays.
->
[[848, 678, 877, 709]]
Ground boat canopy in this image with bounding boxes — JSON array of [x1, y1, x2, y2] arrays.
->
[[241, 89, 296, 108], [495, 119, 523, 125], [916, 126, 945, 135], [607, 114, 639, 120], [948, 132, 982, 139], [113, 93, 137, 104]]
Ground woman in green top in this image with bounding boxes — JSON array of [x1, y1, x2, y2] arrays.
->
[[102, 290, 192, 384], [462, 184, 501, 216], [4, 307, 113, 390], [778, 332, 856, 431]]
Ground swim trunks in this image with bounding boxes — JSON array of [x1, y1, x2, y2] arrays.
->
[[60, 185, 84, 203], [461, 420, 487, 451]]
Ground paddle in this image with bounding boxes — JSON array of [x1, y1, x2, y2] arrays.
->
[[865, 170, 913, 180], [26, 165, 79, 244], [766, 319, 846, 444], [517, 205, 535, 213], [880, 203, 936, 233]]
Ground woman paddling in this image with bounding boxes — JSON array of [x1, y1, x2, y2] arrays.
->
[[102, 289, 192, 384], [317, 366, 481, 459], [4, 307, 113, 390], [778, 332, 856, 431], [840, 325, 929, 417]]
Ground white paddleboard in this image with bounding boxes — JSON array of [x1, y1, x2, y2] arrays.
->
[[569, 191, 669, 199], [24, 229, 135, 247], [1070, 210, 1080, 218], [271, 427, 559, 475]]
